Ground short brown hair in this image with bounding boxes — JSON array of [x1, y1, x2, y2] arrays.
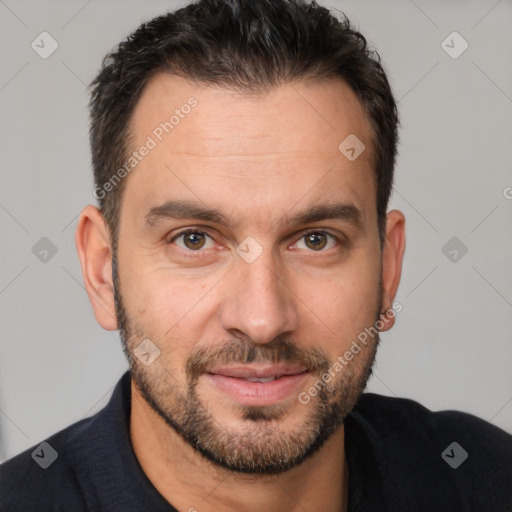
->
[[89, 0, 399, 248]]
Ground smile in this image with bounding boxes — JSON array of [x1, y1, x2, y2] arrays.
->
[[205, 365, 310, 406]]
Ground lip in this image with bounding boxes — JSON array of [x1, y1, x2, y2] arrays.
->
[[207, 364, 308, 379], [205, 365, 309, 406]]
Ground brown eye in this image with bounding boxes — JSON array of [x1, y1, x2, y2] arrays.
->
[[183, 232, 205, 250], [293, 231, 339, 252], [171, 230, 214, 251], [304, 232, 328, 250]]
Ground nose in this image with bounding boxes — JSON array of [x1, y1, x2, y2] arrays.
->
[[219, 247, 299, 345]]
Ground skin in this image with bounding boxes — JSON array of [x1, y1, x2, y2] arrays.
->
[[75, 74, 405, 512]]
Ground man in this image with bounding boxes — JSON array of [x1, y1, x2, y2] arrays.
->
[[1, 0, 510, 510]]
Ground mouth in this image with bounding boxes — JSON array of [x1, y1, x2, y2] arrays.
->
[[204, 365, 310, 406]]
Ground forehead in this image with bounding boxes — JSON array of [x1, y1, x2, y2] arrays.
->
[[130, 73, 373, 158], [123, 73, 376, 227]]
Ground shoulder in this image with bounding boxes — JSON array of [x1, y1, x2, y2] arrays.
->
[[348, 393, 512, 510], [0, 372, 130, 511], [353, 392, 512, 449], [0, 416, 94, 512]]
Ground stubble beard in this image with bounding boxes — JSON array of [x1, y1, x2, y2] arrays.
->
[[112, 249, 381, 475]]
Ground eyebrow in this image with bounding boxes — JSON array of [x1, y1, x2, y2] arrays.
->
[[143, 199, 363, 230]]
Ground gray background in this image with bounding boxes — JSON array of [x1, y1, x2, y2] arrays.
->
[[1, 0, 511, 463]]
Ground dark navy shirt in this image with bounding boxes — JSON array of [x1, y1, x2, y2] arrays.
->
[[1, 371, 511, 511]]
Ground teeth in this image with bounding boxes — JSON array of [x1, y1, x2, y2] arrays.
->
[[244, 376, 279, 383]]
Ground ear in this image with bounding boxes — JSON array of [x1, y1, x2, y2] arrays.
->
[[75, 205, 118, 331], [379, 209, 406, 332]]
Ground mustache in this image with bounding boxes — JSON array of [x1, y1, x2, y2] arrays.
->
[[186, 338, 331, 381]]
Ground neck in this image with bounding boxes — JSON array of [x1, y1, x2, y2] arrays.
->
[[130, 381, 349, 512]]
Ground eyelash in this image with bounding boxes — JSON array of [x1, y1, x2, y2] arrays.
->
[[167, 228, 342, 257]]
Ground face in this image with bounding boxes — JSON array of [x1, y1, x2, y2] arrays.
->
[[112, 74, 386, 474]]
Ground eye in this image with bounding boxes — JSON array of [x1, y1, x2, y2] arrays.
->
[[168, 229, 341, 254], [170, 230, 215, 251], [293, 231, 339, 251]]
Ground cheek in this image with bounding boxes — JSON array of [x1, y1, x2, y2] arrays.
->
[[123, 274, 188, 334], [118, 262, 218, 358], [295, 259, 381, 352]]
